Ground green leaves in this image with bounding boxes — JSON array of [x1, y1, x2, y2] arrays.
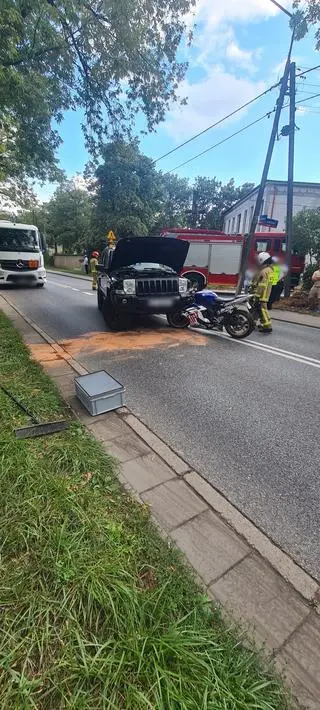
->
[[0, 0, 194, 183], [292, 207, 320, 260], [292, 1, 320, 47]]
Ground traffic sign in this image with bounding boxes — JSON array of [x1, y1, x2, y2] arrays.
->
[[106, 230, 117, 243]]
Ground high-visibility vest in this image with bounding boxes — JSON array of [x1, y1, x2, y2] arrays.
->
[[270, 264, 280, 285]]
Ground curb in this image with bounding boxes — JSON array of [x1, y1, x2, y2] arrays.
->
[[272, 312, 320, 329], [47, 269, 91, 282], [1, 291, 319, 609]]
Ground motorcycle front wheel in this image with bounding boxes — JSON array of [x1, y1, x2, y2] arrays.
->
[[167, 310, 189, 329], [224, 310, 254, 339]]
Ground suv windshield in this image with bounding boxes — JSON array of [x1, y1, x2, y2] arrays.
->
[[0, 228, 38, 253]]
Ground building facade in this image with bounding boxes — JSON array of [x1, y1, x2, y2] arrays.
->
[[223, 180, 320, 235]]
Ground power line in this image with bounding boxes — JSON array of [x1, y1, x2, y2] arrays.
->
[[167, 91, 320, 174], [155, 65, 320, 167], [296, 91, 320, 105], [167, 111, 275, 174], [296, 64, 320, 78], [154, 81, 281, 163]]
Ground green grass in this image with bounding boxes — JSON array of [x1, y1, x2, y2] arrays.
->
[[0, 312, 291, 709]]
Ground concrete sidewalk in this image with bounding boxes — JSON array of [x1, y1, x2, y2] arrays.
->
[[272, 309, 320, 329], [1, 293, 320, 710], [46, 269, 91, 281]]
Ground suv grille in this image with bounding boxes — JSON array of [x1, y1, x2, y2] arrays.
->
[[136, 278, 179, 296], [0, 259, 38, 272]]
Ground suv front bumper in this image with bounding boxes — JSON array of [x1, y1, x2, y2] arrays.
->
[[112, 293, 191, 314]]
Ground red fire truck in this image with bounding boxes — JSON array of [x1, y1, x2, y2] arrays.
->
[[160, 228, 304, 290]]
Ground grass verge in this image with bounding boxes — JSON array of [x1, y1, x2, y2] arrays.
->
[[0, 312, 291, 709], [47, 266, 89, 277]]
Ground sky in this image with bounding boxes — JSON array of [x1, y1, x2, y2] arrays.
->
[[38, 0, 320, 201]]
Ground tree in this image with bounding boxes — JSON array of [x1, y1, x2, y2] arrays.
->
[[156, 173, 191, 229], [0, 0, 194, 183], [93, 140, 162, 238], [190, 177, 254, 230], [292, 1, 320, 48], [292, 208, 320, 262], [45, 181, 93, 253]]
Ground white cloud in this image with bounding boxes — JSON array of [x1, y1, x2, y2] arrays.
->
[[226, 41, 262, 71], [163, 0, 289, 140], [166, 67, 265, 139], [192, 0, 289, 26]]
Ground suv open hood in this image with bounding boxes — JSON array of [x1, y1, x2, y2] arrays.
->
[[109, 237, 189, 273]]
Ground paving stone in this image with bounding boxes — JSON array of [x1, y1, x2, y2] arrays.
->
[[42, 360, 74, 377], [121, 453, 176, 493], [171, 509, 249, 585], [53, 373, 76, 396], [276, 613, 320, 710], [124, 414, 189, 474], [185, 471, 318, 603], [209, 554, 309, 650], [141, 479, 207, 531], [87, 413, 130, 442], [66, 395, 111, 424], [103, 432, 151, 462]]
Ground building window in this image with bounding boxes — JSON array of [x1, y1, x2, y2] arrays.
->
[[236, 213, 241, 233], [227, 219, 231, 233], [231, 217, 235, 233], [255, 239, 271, 252], [242, 209, 248, 233], [250, 205, 254, 225]]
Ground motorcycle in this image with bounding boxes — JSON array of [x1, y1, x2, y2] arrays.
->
[[167, 290, 256, 339]]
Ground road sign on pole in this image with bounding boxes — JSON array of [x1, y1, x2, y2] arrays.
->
[[106, 230, 117, 245]]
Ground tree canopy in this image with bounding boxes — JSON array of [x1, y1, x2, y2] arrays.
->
[[0, 0, 194, 183], [2, 141, 256, 252], [93, 141, 162, 238], [292, 207, 320, 261], [293, 1, 320, 47]]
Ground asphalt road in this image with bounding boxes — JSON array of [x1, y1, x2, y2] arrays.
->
[[3, 272, 320, 581]]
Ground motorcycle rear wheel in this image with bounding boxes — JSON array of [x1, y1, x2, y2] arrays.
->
[[224, 311, 254, 339]]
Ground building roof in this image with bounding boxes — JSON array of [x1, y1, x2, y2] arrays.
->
[[223, 179, 320, 216]]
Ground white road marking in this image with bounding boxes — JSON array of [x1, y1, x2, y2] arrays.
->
[[47, 279, 94, 296], [46, 283, 319, 368], [189, 327, 320, 369]]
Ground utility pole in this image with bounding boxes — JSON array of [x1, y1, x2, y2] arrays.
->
[[284, 61, 296, 297], [236, 33, 294, 294]]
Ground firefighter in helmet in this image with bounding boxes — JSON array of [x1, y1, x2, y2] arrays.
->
[[90, 250, 100, 291], [254, 251, 274, 333]]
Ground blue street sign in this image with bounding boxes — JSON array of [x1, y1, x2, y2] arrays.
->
[[258, 216, 278, 228]]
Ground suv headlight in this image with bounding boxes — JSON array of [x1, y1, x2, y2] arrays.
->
[[123, 279, 136, 295], [179, 277, 189, 294]]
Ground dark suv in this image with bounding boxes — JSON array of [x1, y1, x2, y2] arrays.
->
[[97, 236, 192, 330]]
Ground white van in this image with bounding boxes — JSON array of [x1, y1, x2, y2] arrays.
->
[[0, 220, 46, 287]]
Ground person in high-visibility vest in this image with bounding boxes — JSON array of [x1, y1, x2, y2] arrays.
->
[[268, 257, 288, 309], [90, 250, 100, 290], [254, 252, 273, 333]]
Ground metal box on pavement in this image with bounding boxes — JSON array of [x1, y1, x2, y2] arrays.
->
[[75, 370, 125, 416]]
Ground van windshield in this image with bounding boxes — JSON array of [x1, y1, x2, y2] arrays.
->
[[0, 228, 38, 253]]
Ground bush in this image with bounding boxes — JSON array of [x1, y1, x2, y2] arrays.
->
[[302, 264, 319, 292], [44, 253, 54, 267]]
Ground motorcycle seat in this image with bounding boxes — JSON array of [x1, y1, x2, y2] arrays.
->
[[215, 296, 236, 303]]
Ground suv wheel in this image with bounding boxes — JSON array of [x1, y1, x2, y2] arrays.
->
[[102, 295, 131, 331]]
